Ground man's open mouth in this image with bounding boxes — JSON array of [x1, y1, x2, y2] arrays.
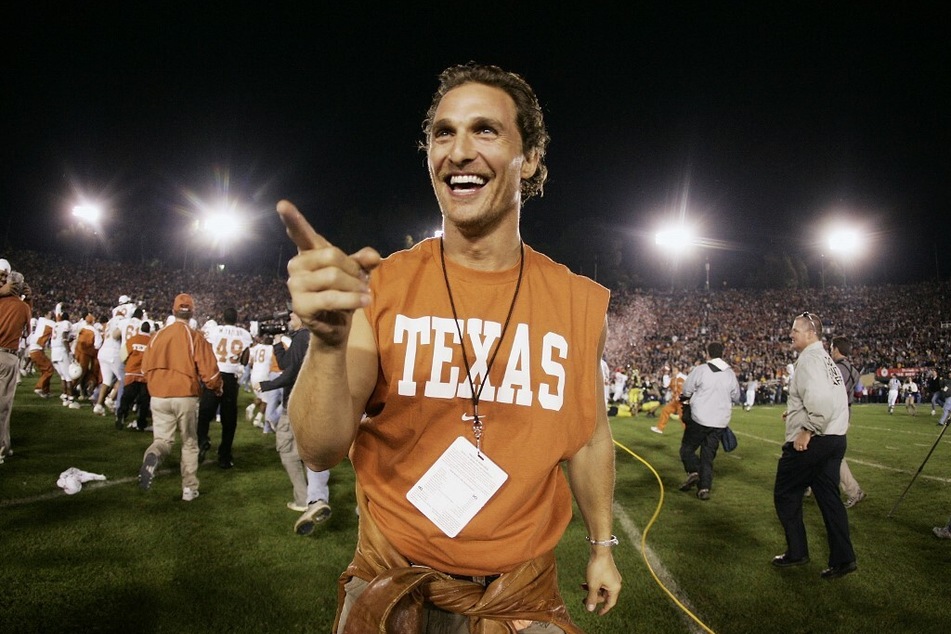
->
[[446, 174, 487, 192]]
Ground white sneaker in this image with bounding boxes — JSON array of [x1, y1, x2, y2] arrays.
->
[[104, 396, 115, 410], [844, 491, 866, 508], [933, 526, 951, 539], [650, 426, 663, 434], [286, 501, 308, 512], [245, 403, 255, 421], [182, 487, 200, 502], [60, 393, 69, 401], [294, 500, 332, 536], [93, 404, 105, 415], [253, 414, 264, 428], [34, 389, 49, 399], [68, 401, 81, 409]]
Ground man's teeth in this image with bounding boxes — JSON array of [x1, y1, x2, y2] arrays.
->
[[449, 175, 486, 188]]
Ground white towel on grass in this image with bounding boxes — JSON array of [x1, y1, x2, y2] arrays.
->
[[57, 468, 107, 495]]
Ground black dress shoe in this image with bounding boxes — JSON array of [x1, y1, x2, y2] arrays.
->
[[772, 554, 810, 568], [679, 472, 700, 491], [198, 440, 211, 464], [820, 561, 857, 579], [218, 458, 234, 469]]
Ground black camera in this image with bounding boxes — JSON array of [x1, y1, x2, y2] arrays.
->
[[258, 320, 287, 336]]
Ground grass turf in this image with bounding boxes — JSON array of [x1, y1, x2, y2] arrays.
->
[[2, 379, 950, 633]]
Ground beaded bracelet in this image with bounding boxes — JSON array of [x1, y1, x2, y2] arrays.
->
[[585, 535, 619, 547]]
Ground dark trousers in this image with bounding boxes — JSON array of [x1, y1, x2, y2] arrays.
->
[[679, 421, 722, 490], [117, 381, 151, 430], [197, 373, 238, 460], [774, 434, 856, 566]]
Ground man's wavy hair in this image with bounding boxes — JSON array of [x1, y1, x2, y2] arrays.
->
[[420, 62, 550, 202]]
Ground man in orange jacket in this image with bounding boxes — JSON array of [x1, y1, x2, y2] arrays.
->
[[139, 294, 222, 501]]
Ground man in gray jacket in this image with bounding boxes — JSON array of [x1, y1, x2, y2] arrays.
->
[[677, 341, 740, 501], [772, 312, 857, 579]]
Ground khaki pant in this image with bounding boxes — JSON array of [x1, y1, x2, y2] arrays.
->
[[839, 458, 861, 498], [337, 576, 564, 633], [145, 396, 200, 491], [275, 411, 308, 506]]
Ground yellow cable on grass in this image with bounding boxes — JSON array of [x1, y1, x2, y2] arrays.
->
[[613, 438, 716, 634]]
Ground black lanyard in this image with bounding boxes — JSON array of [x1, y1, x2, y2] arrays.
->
[[438, 238, 525, 453]]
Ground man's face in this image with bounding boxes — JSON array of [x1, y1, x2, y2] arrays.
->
[[789, 317, 815, 353], [427, 82, 539, 237], [288, 312, 302, 331]]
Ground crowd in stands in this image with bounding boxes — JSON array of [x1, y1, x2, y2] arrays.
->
[[605, 283, 951, 393], [9, 249, 287, 328], [7, 248, 950, 394]]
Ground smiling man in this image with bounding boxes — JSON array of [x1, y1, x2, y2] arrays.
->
[[277, 63, 621, 633]]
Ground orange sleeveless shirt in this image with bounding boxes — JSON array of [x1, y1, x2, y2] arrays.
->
[[358, 238, 609, 576]]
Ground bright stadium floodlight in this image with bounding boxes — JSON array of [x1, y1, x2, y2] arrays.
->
[[654, 225, 695, 251], [827, 227, 862, 257], [202, 210, 244, 244], [824, 225, 865, 287], [72, 204, 101, 223], [654, 223, 696, 290]]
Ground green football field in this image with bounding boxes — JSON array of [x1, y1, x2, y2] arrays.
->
[[2, 378, 950, 633]]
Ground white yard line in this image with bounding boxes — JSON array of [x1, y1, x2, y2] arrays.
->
[[0, 472, 168, 507], [614, 502, 710, 634], [734, 430, 951, 484]]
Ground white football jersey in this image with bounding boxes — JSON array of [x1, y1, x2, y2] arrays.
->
[[209, 324, 253, 375], [50, 320, 70, 352], [28, 317, 55, 352], [113, 302, 137, 319], [248, 343, 277, 383], [116, 316, 142, 349], [98, 316, 124, 360], [50, 320, 71, 362]]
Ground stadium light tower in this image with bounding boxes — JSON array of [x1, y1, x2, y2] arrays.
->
[[70, 201, 105, 265], [655, 224, 695, 290], [826, 226, 864, 287], [199, 202, 248, 274]]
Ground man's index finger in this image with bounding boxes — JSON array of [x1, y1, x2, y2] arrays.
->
[[276, 200, 330, 252]]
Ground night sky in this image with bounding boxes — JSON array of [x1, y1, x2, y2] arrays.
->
[[3, 3, 947, 287]]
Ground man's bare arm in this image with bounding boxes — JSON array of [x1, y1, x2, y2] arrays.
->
[[566, 318, 622, 615], [277, 200, 382, 471]]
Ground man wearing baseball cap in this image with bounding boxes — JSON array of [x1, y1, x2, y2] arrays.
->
[[139, 293, 222, 500]]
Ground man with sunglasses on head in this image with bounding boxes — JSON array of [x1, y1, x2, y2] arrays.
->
[[772, 312, 857, 580]]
